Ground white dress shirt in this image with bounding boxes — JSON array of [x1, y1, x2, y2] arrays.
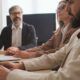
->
[[11, 24, 22, 47]]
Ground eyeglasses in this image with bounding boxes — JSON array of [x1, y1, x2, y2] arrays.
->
[[10, 12, 22, 15]]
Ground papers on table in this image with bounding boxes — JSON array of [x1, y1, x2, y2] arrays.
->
[[0, 55, 21, 62]]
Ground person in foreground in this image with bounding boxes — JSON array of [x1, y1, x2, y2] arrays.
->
[[0, 5, 37, 50], [6, 0, 78, 58]]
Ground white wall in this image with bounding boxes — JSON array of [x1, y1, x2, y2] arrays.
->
[[0, 0, 60, 32]]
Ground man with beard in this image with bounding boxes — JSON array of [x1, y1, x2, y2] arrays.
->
[[0, 5, 37, 50]]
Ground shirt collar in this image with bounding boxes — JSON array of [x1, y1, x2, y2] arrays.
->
[[12, 23, 22, 30]]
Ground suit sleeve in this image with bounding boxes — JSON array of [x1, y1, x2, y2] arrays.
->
[[0, 34, 3, 49], [19, 25, 37, 50], [0, 28, 6, 49], [22, 44, 67, 71]]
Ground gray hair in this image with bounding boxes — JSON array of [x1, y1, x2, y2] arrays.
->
[[9, 5, 23, 14]]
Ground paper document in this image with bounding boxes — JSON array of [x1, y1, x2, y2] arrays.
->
[[0, 55, 21, 62]]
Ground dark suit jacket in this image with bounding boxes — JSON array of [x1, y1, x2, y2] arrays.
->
[[0, 22, 37, 50]]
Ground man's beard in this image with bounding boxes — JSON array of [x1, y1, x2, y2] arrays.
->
[[13, 17, 21, 23], [71, 10, 80, 28], [13, 17, 21, 27]]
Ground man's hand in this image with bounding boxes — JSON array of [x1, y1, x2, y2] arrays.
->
[[0, 61, 25, 70], [0, 61, 18, 69], [5, 47, 20, 55], [0, 65, 10, 80], [14, 51, 38, 58], [14, 51, 29, 58]]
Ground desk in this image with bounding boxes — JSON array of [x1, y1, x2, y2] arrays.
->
[[0, 51, 6, 55]]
